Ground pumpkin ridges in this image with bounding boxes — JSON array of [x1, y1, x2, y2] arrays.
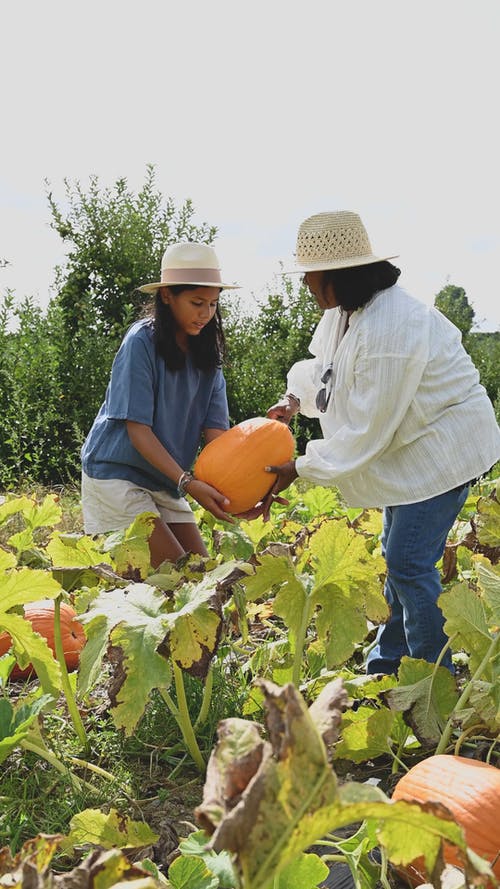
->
[[392, 754, 500, 882], [194, 417, 295, 514]]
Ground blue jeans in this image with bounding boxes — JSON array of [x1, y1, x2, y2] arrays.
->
[[366, 484, 469, 675]]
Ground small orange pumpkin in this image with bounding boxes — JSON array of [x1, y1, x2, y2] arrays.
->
[[194, 417, 295, 515], [0, 599, 86, 678], [391, 754, 500, 885]]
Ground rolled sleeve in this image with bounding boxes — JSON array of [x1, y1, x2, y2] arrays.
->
[[203, 369, 230, 430], [106, 331, 156, 425]]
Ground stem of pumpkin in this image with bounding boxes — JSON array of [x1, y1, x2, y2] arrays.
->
[[53, 596, 89, 753], [435, 633, 500, 755], [68, 756, 132, 791], [292, 590, 313, 688], [21, 739, 95, 794], [159, 664, 206, 772], [194, 663, 214, 730]]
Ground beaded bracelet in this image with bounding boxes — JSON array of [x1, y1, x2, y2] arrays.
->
[[177, 470, 194, 496]]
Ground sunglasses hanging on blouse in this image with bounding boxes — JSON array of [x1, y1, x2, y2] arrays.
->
[[316, 364, 333, 413]]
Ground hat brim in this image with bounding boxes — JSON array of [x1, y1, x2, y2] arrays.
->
[[282, 253, 399, 274], [137, 280, 241, 293]]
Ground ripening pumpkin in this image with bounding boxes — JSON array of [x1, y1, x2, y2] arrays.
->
[[391, 754, 500, 885], [0, 599, 86, 678], [194, 417, 295, 515]]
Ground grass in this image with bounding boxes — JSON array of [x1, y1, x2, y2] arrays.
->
[[0, 646, 249, 855]]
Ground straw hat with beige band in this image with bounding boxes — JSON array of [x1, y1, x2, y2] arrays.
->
[[138, 242, 240, 293], [284, 210, 398, 273]]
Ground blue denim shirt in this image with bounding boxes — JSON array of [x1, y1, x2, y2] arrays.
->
[[81, 319, 229, 495]]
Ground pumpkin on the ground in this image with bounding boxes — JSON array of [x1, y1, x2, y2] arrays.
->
[[0, 599, 86, 678], [391, 753, 500, 885], [194, 417, 295, 515]]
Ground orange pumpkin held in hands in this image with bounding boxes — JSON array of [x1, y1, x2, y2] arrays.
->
[[0, 599, 86, 679], [391, 753, 500, 885], [194, 417, 295, 515]]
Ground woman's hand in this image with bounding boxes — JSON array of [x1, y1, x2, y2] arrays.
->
[[185, 478, 235, 523], [265, 460, 298, 496], [236, 493, 289, 522], [239, 460, 297, 522], [266, 394, 300, 426]]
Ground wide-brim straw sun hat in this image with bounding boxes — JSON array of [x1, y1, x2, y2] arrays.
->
[[284, 211, 398, 273], [138, 242, 240, 293]]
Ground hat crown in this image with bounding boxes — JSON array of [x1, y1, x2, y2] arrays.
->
[[296, 211, 373, 265], [296, 210, 373, 263], [161, 242, 220, 272]]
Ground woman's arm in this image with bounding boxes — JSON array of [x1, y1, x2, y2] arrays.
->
[[126, 421, 233, 522]]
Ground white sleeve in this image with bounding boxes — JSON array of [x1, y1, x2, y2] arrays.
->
[[286, 358, 323, 418], [285, 310, 343, 419], [295, 350, 428, 485]]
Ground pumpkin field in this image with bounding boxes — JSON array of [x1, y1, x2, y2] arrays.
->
[[1, 476, 499, 889]]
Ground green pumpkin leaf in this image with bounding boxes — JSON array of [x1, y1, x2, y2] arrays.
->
[[333, 705, 397, 763], [66, 807, 158, 850], [384, 658, 459, 746], [0, 495, 34, 525], [46, 532, 107, 568], [474, 554, 500, 624], [275, 852, 329, 888], [23, 494, 62, 531], [0, 549, 16, 571], [0, 694, 53, 764], [475, 496, 500, 547], [78, 584, 171, 732], [439, 582, 492, 674], [0, 611, 62, 695], [0, 567, 62, 613], [103, 512, 157, 579], [167, 855, 219, 889]]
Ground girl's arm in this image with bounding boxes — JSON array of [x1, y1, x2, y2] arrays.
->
[[126, 421, 233, 522], [203, 427, 228, 444]]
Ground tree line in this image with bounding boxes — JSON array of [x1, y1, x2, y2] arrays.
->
[[1, 167, 499, 490]]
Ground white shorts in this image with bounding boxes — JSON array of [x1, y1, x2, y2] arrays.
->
[[81, 472, 196, 535]]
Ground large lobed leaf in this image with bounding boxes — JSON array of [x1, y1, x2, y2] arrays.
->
[[65, 807, 158, 850], [308, 519, 388, 666], [384, 658, 459, 746], [0, 568, 64, 695], [78, 584, 172, 734], [439, 582, 493, 675], [195, 679, 469, 889], [79, 562, 236, 735], [196, 679, 347, 889]]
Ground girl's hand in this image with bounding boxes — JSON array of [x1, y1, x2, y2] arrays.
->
[[266, 394, 300, 426], [186, 478, 235, 524]]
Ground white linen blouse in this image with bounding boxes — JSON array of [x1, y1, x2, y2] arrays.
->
[[288, 285, 500, 507]]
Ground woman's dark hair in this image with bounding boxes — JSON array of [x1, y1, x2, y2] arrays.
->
[[322, 261, 401, 312], [146, 285, 226, 371]]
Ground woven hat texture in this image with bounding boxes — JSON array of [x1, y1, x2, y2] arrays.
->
[[287, 211, 398, 273]]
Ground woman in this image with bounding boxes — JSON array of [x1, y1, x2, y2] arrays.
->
[[81, 241, 238, 567], [266, 211, 500, 674]]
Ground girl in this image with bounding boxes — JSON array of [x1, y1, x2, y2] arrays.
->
[[266, 210, 500, 674], [81, 241, 238, 567]]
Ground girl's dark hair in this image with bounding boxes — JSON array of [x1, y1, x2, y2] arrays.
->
[[322, 261, 401, 312], [147, 285, 226, 371]]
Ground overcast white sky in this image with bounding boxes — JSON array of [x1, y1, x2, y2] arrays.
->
[[1, 0, 500, 329]]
